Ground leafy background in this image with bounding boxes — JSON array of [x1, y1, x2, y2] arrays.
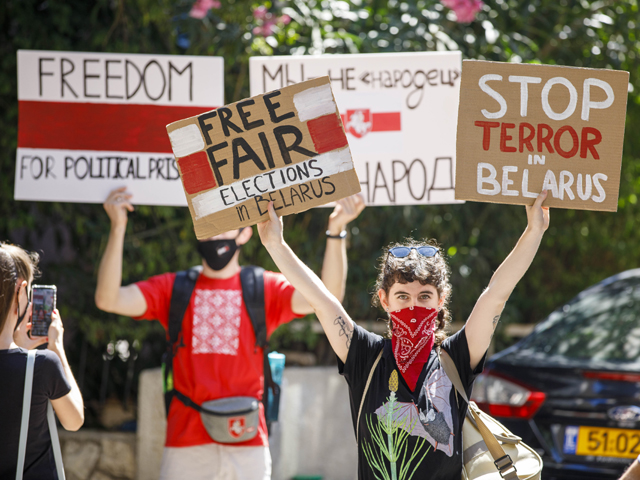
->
[[1, 0, 638, 427]]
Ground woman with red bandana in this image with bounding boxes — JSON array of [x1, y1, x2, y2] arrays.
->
[[258, 190, 550, 480]]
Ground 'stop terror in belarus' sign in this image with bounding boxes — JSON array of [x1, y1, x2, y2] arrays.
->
[[166, 76, 361, 239], [15, 50, 223, 206], [455, 60, 629, 211]]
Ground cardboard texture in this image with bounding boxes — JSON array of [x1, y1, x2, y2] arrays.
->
[[455, 60, 629, 211], [166, 76, 361, 239]]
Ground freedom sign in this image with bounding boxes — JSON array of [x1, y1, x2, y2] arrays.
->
[[166, 76, 361, 239], [15, 50, 223, 206], [455, 60, 629, 211], [249, 52, 462, 206]]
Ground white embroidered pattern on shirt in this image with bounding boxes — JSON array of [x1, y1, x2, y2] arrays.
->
[[192, 289, 243, 355]]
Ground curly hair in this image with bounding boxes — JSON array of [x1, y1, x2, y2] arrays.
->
[[372, 238, 452, 346]]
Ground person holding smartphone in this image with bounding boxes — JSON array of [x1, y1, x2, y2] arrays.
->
[[0, 242, 84, 479]]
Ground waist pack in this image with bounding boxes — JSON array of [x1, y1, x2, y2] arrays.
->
[[162, 265, 282, 435], [438, 349, 543, 480], [174, 390, 260, 443]]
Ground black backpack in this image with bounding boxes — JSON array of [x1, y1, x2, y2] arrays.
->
[[161, 265, 280, 428]]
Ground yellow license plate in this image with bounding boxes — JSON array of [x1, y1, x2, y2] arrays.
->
[[576, 426, 640, 459]]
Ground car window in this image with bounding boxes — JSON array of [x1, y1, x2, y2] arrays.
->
[[517, 276, 640, 369]]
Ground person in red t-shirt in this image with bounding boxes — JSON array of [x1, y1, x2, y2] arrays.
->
[[94, 187, 364, 480]]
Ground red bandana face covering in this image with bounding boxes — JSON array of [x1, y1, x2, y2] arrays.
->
[[390, 306, 439, 391]]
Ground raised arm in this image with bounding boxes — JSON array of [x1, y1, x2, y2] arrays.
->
[[290, 194, 365, 315], [259, 202, 355, 362], [465, 190, 550, 370], [95, 187, 147, 317]]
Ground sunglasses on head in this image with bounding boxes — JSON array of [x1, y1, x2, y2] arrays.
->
[[388, 246, 438, 259]]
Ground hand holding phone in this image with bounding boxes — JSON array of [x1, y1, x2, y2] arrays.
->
[[31, 285, 57, 337]]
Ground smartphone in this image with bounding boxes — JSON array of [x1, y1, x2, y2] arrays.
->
[[31, 285, 57, 337]]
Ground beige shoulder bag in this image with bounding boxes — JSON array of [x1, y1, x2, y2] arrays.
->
[[438, 348, 543, 480]]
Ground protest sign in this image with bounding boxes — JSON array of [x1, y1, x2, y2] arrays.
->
[[14, 50, 223, 206], [249, 52, 462, 206], [166, 76, 361, 239], [455, 60, 629, 211]]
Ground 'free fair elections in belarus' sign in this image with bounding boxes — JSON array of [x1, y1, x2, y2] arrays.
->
[[166, 76, 361, 239], [15, 50, 223, 206], [455, 60, 629, 211], [249, 52, 462, 206]]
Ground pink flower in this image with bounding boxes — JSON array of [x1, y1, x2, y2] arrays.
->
[[253, 6, 269, 20], [440, 0, 483, 23], [252, 11, 291, 37], [189, 0, 221, 19], [253, 19, 276, 36]]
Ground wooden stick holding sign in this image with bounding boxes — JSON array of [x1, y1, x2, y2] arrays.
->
[[455, 60, 629, 211], [166, 76, 361, 239]]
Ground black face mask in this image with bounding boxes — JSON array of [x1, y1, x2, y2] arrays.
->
[[197, 237, 239, 271]]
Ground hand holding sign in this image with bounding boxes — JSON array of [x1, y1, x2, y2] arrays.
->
[[103, 187, 135, 228], [256, 202, 284, 250], [167, 76, 361, 239], [328, 193, 366, 234], [525, 190, 550, 234], [455, 60, 629, 212]]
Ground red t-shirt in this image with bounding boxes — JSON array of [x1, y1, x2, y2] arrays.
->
[[135, 269, 302, 447]]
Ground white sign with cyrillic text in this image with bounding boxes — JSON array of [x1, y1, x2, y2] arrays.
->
[[250, 52, 462, 206]]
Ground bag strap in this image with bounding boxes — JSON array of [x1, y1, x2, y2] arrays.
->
[[356, 349, 383, 443], [438, 348, 519, 480], [239, 266, 278, 416], [437, 347, 469, 403], [47, 403, 66, 480], [240, 266, 267, 349], [168, 266, 202, 347], [16, 350, 36, 480]]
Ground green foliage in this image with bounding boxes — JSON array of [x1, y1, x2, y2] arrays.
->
[[2, 0, 640, 417]]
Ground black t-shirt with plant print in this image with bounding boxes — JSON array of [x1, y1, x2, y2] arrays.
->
[[338, 324, 486, 480]]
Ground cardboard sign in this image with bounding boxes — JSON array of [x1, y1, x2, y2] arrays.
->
[[455, 60, 629, 211], [14, 50, 223, 206], [250, 52, 462, 206], [166, 76, 361, 239]]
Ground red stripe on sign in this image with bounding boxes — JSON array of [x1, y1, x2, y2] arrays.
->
[[307, 113, 348, 154], [371, 112, 401, 132], [177, 151, 216, 195], [340, 112, 402, 133], [18, 101, 215, 153]]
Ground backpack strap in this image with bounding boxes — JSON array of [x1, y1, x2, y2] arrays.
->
[[16, 350, 36, 480], [168, 266, 202, 347], [239, 266, 277, 420], [240, 266, 266, 349], [164, 265, 202, 416]]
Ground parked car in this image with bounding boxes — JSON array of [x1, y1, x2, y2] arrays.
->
[[471, 269, 640, 480]]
